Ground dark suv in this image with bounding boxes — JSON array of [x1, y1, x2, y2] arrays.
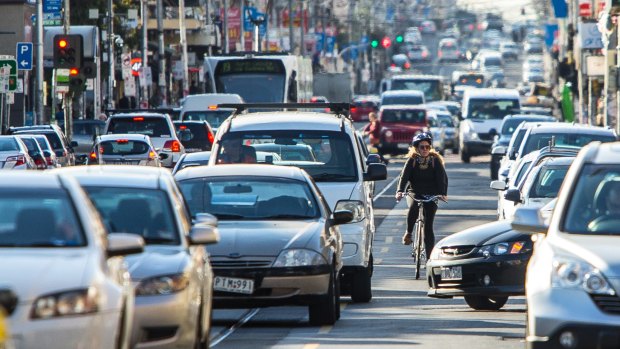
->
[[173, 121, 215, 153], [9, 125, 76, 167], [378, 105, 428, 155]]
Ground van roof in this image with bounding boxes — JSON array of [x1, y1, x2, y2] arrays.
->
[[464, 88, 519, 99], [181, 94, 244, 111]]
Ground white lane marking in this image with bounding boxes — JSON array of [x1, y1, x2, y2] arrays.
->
[[210, 308, 260, 347], [380, 247, 389, 253], [303, 344, 321, 349], [385, 236, 393, 244], [373, 175, 399, 203]]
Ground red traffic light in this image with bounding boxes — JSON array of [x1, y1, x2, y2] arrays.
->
[[58, 39, 68, 48], [381, 36, 391, 49]]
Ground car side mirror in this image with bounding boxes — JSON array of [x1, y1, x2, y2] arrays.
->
[[364, 163, 387, 181], [490, 180, 507, 191], [107, 233, 145, 257], [159, 153, 169, 160], [195, 212, 218, 227], [512, 207, 548, 234], [332, 210, 354, 225], [491, 146, 506, 156], [504, 188, 522, 203], [188, 223, 220, 245]]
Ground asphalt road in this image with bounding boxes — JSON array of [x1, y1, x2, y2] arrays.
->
[[209, 154, 526, 349]]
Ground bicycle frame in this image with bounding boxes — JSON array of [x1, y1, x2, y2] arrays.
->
[[406, 193, 442, 280]]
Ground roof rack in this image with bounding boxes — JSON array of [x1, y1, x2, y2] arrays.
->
[[218, 103, 352, 117]]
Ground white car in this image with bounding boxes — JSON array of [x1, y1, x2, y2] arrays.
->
[[513, 141, 620, 349], [209, 106, 387, 303], [55, 165, 219, 349], [0, 136, 36, 170], [0, 172, 143, 349], [88, 134, 163, 167]]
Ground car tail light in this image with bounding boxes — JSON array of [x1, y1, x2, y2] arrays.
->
[[207, 131, 214, 144], [99, 146, 104, 154], [116, 139, 129, 144], [390, 63, 396, 68], [163, 140, 181, 152], [133, 117, 144, 121], [404, 62, 411, 69], [310, 96, 318, 102], [46, 156, 54, 166], [34, 157, 45, 169], [350, 107, 357, 114], [478, 23, 484, 30], [208, 105, 218, 110], [178, 125, 187, 130], [7, 155, 26, 166], [422, 51, 428, 58], [438, 51, 443, 58]]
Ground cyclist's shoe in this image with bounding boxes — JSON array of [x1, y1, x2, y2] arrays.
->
[[402, 232, 412, 245]]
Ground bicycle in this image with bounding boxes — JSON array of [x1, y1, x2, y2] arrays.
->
[[405, 193, 445, 280]]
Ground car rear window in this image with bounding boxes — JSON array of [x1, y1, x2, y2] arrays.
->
[[107, 116, 171, 137], [100, 140, 150, 155], [175, 123, 212, 149], [34, 137, 52, 151], [381, 109, 426, 123], [18, 138, 37, 152], [0, 138, 19, 151], [382, 95, 424, 105], [182, 110, 233, 129]]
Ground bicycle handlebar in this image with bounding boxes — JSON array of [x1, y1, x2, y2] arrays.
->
[[409, 194, 446, 203]]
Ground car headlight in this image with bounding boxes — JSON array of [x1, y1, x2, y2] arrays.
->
[[478, 241, 530, 258], [552, 257, 615, 296], [273, 249, 326, 267], [31, 288, 98, 319], [335, 200, 365, 223], [135, 273, 190, 296]]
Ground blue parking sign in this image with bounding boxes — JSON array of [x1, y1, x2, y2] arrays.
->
[[16, 42, 33, 71]]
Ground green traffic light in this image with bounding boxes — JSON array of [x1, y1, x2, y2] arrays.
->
[[396, 35, 403, 43], [371, 40, 379, 48]]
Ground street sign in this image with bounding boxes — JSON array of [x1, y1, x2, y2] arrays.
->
[[44, 0, 62, 12], [16, 42, 33, 70], [0, 58, 17, 92]]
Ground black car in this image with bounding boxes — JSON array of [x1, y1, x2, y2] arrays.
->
[[426, 221, 532, 310], [173, 120, 215, 153], [490, 115, 556, 179]]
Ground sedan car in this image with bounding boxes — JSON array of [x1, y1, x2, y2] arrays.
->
[[427, 220, 532, 310], [174, 164, 352, 326], [88, 134, 163, 167], [56, 165, 219, 349], [0, 136, 36, 170], [0, 171, 143, 349]]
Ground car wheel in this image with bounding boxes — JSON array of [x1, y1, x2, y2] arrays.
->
[[350, 265, 372, 303], [464, 295, 508, 310], [308, 268, 339, 325], [460, 150, 471, 163]]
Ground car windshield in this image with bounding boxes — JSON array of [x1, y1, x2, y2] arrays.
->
[[0, 190, 86, 247], [0, 138, 19, 152], [381, 95, 424, 105], [381, 109, 426, 123], [216, 74, 285, 103], [390, 79, 442, 101], [215, 130, 358, 182], [178, 177, 320, 220], [107, 117, 171, 137], [529, 166, 569, 198], [83, 187, 180, 245], [438, 115, 454, 127], [484, 57, 502, 66], [100, 140, 150, 155], [563, 165, 620, 235], [182, 110, 233, 129], [522, 133, 616, 156], [468, 98, 520, 120]]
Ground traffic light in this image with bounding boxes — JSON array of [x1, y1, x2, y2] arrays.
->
[[53, 34, 83, 69], [381, 36, 391, 49], [395, 35, 404, 43], [371, 39, 379, 48], [68, 67, 86, 94], [82, 61, 97, 79]]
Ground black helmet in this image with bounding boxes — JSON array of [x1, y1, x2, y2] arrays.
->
[[411, 132, 433, 147]]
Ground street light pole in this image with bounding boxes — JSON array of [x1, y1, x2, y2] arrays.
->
[[179, 0, 189, 97], [288, 0, 293, 52], [141, 0, 149, 105], [107, 0, 115, 109], [157, 0, 167, 105], [36, 0, 44, 124]]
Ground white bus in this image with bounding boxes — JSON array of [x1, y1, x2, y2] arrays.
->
[[203, 53, 313, 103]]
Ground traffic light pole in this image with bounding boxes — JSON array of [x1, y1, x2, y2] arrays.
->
[[63, 0, 72, 141], [107, 0, 115, 110]]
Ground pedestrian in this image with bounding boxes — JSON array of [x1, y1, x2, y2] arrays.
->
[[395, 132, 448, 253], [97, 113, 107, 122], [362, 112, 387, 163]]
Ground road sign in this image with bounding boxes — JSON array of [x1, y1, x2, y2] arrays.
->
[[0, 59, 17, 92], [16, 42, 33, 70]]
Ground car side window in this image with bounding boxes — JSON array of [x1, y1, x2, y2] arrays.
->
[[167, 178, 192, 235], [355, 133, 367, 172]]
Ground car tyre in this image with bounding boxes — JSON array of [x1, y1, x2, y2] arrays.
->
[[308, 268, 339, 326], [350, 265, 372, 303], [464, 295, 508, 310]]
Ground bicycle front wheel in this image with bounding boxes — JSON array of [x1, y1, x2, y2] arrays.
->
[[414, 222, 424, 280]]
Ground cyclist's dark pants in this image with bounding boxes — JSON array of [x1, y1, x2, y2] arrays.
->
[[406, 200, 438, 253]]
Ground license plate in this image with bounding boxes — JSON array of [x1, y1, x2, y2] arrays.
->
[[213, 276, 255, 294], [441, 266, 462, 280]]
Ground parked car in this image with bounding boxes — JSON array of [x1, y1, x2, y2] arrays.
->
[[172, 151, 211, 175], [32, 134, 60, 168], [14, 135, 48, 170], [56, 165, 219, 349], [512, 141, 620, 349], [378, 105, 428, 154], [9, 125, 76, 167], [427, 220, 532, 310], [174, 120, 215, 153], [208, 107, 387, 303], [0, 171, 143, 349], [0, 136, 36, 170], [88, 134, 163, 167], [104, 112, 185, 168], [175, 164, 352, 325]]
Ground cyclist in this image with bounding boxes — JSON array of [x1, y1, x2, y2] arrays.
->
[[395, 132, 448, 252]]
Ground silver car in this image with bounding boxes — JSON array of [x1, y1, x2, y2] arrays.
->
[[88, 134, 163, 167], [0, 136, 35, 170], [513, 141, 620, 349], [55, 165, 219, 349], [175, 164, 351, 325]]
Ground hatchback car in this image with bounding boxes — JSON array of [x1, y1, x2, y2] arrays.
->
[[56, 166, 219, 349], [175, 164, 352, 325], [104, 113, 185, 168], [0, 136, 36, 170], [88, 134, 162, 167], [512, 141, 620, 349], [174, 121, 215, 153], [378, 105, 428, 154], [0, 171, 143, 349], [208, 107, 387, 303], [406, 44, 432, 62]]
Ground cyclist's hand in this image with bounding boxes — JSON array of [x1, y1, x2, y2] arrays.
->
[[440, 195, 448, 203], [395, 192, 404, 202]]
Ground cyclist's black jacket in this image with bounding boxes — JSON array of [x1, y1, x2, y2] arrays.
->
[[397, 155, 448, 196]]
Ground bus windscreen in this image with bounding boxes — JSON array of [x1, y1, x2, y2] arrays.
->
[[214, 59, 286, 103]]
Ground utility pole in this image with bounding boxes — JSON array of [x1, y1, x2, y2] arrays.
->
[[141, 0, 149, 105], [107, 0, 115, 109], [241, 0, 245, 51], [179, 0, 189, 97], [36, 0, 44, 124], [63, 0, 72, 140], [157, 0, 167, 106], [288, 0, 293, 52], [299, 0, 304, 55]]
